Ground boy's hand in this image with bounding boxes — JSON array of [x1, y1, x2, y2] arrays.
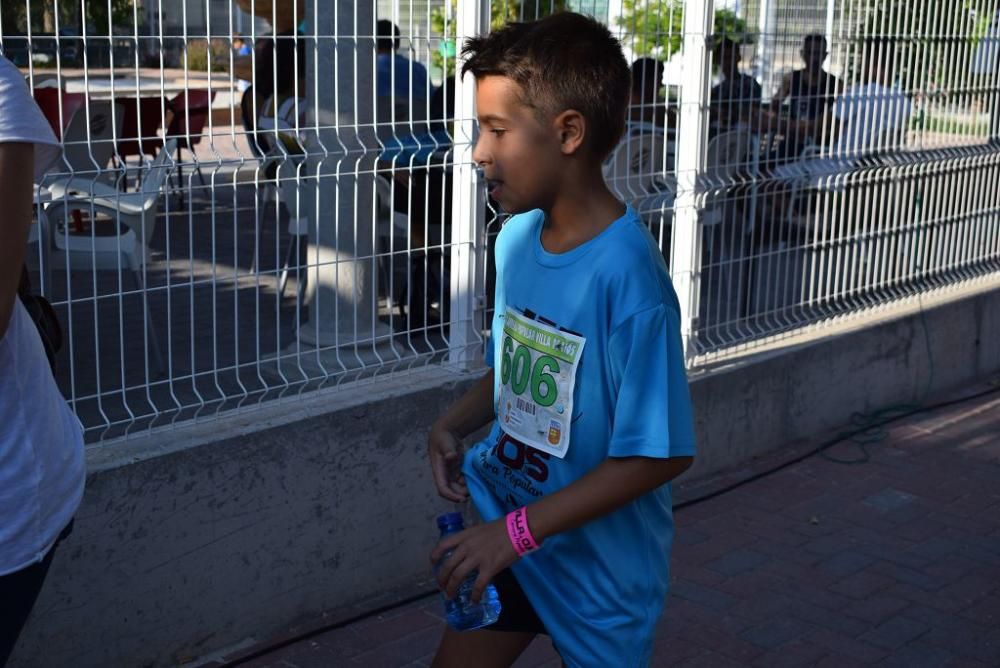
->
[[430, 520, 518, 603], [428, 424, 469, 502]]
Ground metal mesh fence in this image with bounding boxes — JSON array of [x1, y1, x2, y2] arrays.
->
[[2, 0, 998, 443]]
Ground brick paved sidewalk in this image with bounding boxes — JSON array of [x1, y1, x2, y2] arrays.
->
[[222, 384, 1000, 667]]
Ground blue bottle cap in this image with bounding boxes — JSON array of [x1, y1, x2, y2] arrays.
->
[[436, 512, 464, 531]]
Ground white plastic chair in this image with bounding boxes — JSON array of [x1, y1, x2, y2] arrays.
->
[[699, 129, 755, 227], [604, 133, 677, 229], [42, 139, 177, 373], [44, 99, 124, 191]]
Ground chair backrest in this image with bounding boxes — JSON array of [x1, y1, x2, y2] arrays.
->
[[118, 96, 167, 159], [136, 139, 177, 223], [604, 133, 669, 200], [240, 85, 273, 159], [704, 130, 754, 184], [257, 94, 307, 156], [32, 76, 61, 89], [33, 88, 86, 140], [60, 99, 124, 175]]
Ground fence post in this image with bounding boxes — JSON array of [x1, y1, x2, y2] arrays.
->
[[299, 1, 383, 350], [672, 0, 714, 359], [448, 0, 490, 369], [757, 0, 778, 99]]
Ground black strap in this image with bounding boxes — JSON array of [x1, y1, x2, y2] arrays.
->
[[17, 267, 62, 374]]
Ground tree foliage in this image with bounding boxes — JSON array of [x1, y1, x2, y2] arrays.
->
[[430, 0, 569, 78], [1, 0, 135, 35], [617, 0, 753, 60], [849, 0, 995, 92]]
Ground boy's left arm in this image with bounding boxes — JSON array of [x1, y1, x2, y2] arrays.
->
[[432, 454, 693, 602]]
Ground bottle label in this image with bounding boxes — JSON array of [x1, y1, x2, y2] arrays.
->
[[495, 307, 585, 459]]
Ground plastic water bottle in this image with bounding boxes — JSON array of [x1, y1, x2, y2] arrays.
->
[[435, 513, 502, 630]]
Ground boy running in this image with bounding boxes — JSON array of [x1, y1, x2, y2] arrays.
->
[[428, 12, 696, 667]]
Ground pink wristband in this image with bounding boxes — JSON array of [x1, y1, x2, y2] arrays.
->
[[506, 507, 541, 557]]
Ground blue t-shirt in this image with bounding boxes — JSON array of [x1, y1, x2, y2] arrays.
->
[[376, 52, 430, 101], [463, 206, 696, 667]]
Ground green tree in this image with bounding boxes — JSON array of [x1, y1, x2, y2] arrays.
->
[[617, 0, 753, 60], [850, 0, 993, 94], [83, 0, 136, 35], [430, 0, 569, 79], [0, 1, 134, 36]]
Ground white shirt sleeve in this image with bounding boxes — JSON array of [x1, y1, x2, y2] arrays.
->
[[0, 56, 61, 179], [832, 84, 858, 121]]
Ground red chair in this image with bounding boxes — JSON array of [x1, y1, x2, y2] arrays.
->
[[165, 89, 216, 186], [32, 88, 86, 140], [116, 96, 167, 188], [117, 96, 167, 162]]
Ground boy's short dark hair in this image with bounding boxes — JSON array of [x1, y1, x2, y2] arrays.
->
[[461, 12, 630, 160], [377, 20, 400, 52]]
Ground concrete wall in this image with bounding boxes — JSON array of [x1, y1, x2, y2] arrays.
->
[[11, 283, 1000, 668]]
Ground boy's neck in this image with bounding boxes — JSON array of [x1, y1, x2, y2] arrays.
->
[[541, 166, 626, 254]]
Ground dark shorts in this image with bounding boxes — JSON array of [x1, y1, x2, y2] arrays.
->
[[0, 521, 74, 666], [487, 568, 548, 635]]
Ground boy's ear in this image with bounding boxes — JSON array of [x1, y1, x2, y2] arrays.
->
[[553, 109, 586, 156]]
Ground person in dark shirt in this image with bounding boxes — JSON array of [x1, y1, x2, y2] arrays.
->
[[768, 34, 842, 155], [376, 20, 430, 103], [627, 57, 672, 131], [710, 38, 762, 133]]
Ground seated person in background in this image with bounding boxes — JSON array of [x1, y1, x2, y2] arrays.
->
[[377, 20, 430, 105], [829, 37, 911, 159], [972, 9, 1000, 143], [232, 0, 304, 117], [235, 27, 306, 159], [233, 35, 252, 57], [428, 82, 455, 138], [766, 34, 842, 160], [627, 57, 672, 132], [232, 36, 253, 92], [709, 37, 762, 134], [771, 37, 910, 176], [766, 38, 911, 230]]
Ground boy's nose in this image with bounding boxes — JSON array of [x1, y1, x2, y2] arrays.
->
[[471, 137, 489, 167]]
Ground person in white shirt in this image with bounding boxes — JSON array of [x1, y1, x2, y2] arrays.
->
[[0, 55, 86, 667], [830, 39, 911, 159], [972, 10, 1000, 143], [770, 37, 912, 187]]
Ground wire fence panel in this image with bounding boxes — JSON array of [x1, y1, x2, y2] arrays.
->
[[2, 0, 999, 444]]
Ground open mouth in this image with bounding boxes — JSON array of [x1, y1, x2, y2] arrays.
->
[[485, 179, 504, 199]]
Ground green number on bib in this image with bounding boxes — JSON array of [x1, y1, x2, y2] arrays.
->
[[530, 355, 559, 407], [510, 345, 531, 395], [500, 336, 514, 384]]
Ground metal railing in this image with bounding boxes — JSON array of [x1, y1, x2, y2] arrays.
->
[[2, 0, 998, 443]]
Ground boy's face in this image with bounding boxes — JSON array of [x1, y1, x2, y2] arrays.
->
[[472, 76, 564, 214]]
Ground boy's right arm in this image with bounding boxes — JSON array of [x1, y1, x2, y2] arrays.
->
[[428, 370, 495, 502]]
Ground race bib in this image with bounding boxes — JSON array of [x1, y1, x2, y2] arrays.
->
[[496, 308, 585, 459]]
